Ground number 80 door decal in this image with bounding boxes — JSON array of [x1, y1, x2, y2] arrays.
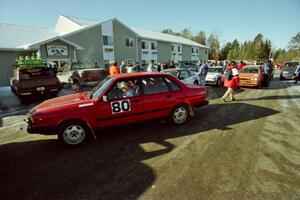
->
[[111, 99, 131, 114]]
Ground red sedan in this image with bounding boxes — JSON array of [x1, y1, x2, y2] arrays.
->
[[27, 72, 208, 146]]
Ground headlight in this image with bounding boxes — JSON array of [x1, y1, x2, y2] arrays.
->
[[250, 78, 257, 81]]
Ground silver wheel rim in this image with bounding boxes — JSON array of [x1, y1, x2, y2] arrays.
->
[[173, 107, 188, 124], [63, 124, 85, 145]]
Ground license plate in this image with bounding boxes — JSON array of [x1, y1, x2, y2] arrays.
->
[[36, 87, 45, 91]]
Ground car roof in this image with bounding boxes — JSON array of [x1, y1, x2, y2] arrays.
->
[[209, 66, 223, 69], [111, 72, 171, 79], [162, 68, 186, 72]]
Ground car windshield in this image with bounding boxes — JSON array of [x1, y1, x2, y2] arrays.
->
[[284, 62, 298, 68], [90, 77, 114, 99], [72, 63, 94, 70], [240, 68, 258, 73], [283, 62, 298, 71], [208, 68, 222, 73], [164, 71, 179, 78]]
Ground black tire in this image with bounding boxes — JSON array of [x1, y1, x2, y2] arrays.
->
[[216, 78, 221, 87], [169, 104, 189, 125], [194, 80, 199, 85], [58, 120, 90, 146]]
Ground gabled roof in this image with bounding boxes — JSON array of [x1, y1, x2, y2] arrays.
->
[[130, 27, 208, 48], [0, 23, 60, 50], [62, 15, 209, 49], [61, 15, 99, 27], [0, 22, 83, 50]]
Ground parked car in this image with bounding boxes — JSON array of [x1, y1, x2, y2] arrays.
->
[[162, 68, 199, 85], [205, 66, 224, 86], [238, 65, 264, 88], [280, 61, 299, 80], [178, 61, 199, 72], [10, 66, 62, 97], [27, 72, 208, 146], [57, 62, 108, 90]]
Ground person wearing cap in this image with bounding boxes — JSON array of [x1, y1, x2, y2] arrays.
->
[[222, 61, 240, 102]]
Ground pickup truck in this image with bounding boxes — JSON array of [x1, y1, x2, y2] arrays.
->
[[10, 66, 62, 98], [57, 62, 108, 91]]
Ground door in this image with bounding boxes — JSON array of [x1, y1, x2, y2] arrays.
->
[[95, 78, 144, 128], [140, 76, 178, 121]]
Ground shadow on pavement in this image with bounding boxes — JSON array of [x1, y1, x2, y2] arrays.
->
[[236, 95, 300, 102], [0, 103, 279, 200]]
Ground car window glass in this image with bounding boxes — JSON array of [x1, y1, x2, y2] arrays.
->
[[141, 77, 169, 95], [107, 79, 140, 100], [179, 70, 189, 79], [164, 77, 181, 91]]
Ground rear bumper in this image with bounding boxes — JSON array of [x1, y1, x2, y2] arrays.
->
[[194, 100, 209, 108], [18, 85, 62, 96]]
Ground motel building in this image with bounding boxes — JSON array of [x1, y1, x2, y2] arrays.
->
[[0, 15, 209, 86]]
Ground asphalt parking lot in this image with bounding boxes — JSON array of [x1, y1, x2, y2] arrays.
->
[[0, 72, 300, 200]]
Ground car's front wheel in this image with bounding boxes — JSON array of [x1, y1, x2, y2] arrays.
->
[[58, 121, 90, 146], [216, 78, 221, 87], [169, 104, 189, 125]]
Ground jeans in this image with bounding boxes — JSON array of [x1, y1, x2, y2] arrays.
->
[[222, 88, 234, 100], [199, 75, 207, 86]]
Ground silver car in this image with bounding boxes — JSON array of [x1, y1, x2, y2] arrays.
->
[[205, 66, 224, 86], [280, 62, 299, 80]]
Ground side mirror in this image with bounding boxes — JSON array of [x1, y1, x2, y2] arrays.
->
[[102, 95, 108, 102]]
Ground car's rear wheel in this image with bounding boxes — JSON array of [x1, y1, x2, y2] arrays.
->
[[58, 121, 89, 146], [169, 104, 189, 125]]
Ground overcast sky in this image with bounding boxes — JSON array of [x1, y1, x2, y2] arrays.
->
[[0, 0, 299, 49]]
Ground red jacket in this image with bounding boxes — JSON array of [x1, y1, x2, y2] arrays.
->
[[224, 65, 240, 89], [238, 63, 246, 71]]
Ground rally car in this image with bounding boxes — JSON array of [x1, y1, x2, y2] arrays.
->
[[205, 66, 224, 86], [27, 72, 208, 146], [161, 68, 199, 85]]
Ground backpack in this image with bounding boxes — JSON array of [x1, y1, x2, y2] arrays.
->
[[225, 69, 233, 80]]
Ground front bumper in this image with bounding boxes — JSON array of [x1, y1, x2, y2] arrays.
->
[[27, 119, 56, 135]]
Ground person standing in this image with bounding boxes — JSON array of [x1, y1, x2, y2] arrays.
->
[[293, 64, 300, 84], [222, 61, 240, 102], [238, 60, 246, 71], [119, 61, 127, 73], [109, 61, 119, 75], [198, 60, 209, 86]]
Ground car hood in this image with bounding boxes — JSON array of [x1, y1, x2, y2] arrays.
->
[[31, 92, 92, 114], [206, 72, 220, 78]]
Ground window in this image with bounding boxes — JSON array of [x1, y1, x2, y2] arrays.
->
[[107, 79, 140, 100], [127, 59, 134, 66], [192, 48, 194, 53], [172, 45, 175, 52], [196, 48, 199, 54], [141, 77, 169, 95], [178, 46, 181, 53], [125, 37, 134, 47], [151, 42, 156, 50], [164, 77, 181, 91], [103, 35, 113, 46], [142, 41, 147, 49], [179, 70, 189, 80], [205, 50, 208, 54]]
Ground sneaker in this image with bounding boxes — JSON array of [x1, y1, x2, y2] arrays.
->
[[222, 98, 226, 103]]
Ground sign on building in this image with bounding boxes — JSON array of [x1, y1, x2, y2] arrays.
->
[[47, 45, 68, 56]]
